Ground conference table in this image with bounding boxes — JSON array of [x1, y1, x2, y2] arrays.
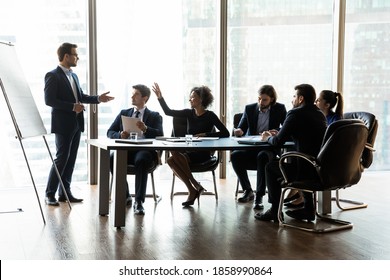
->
[[87, 137, 331, 228]]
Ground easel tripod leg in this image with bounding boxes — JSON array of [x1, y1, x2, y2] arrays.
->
[[18, 137, 46, 225]]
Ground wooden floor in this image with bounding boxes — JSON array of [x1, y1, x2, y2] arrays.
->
[[1, 168, 390, 260]]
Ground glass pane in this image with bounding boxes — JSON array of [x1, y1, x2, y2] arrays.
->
[[96, 0, 218, 182], [0, 0, 87, 189], [226, 0, 334, 176], [96, 0, 217, 140], [344, 1, 390, 170]]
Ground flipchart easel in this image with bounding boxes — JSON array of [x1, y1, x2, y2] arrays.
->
[[0, 42, 72, 224]]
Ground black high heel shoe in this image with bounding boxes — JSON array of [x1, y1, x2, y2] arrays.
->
[[182, 190, 201, 207], [198, 185, 207, 195]]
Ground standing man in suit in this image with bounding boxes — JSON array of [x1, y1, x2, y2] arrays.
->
[[231, 85, 286, 209], [255, 84, 327, 222], [107, 84, 163, 215], [44, 42, 114, 206]]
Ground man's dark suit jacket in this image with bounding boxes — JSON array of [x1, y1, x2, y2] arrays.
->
[[107, 107, 163, 139], [268, 104, 327, 179], [44, 66, 100, 134], [237, 102, 287, 134]]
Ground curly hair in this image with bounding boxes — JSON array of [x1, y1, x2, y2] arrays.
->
[[190, 86, 214, 108]]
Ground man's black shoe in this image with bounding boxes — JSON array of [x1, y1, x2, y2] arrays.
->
[[58, 195, 83, 203], [237, 190, 255, 203], [253, 195, 264, 210], [134, 201, 145, 215], [126, 196, 133, 207], [254, 208, 282, 223], [286, 208, 315, 222], [45, 196, 59, 206]]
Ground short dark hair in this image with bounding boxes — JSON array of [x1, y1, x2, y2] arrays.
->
[[57, 42, 77, 61], [258, 85, 277, 105], [294, 84, 316, 105], [133, 84, 151, 102], [190, 86, 214, 108]]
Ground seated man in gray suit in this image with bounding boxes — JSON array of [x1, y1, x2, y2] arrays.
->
[[231, 85, 286, 210], [107, 84, 163, 215]]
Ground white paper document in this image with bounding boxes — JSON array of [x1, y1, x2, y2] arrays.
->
[[121, 115, 142, 134]]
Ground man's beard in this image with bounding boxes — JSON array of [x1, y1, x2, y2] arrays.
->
[[260, 104, 270, 110]]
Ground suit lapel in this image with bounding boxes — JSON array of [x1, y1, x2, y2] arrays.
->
[[57, 67, 77, 102], [251, 104, 260, 134], [128, 108, 134, 117], [143, 108, 150, 123], [58, 67, 72, 92]]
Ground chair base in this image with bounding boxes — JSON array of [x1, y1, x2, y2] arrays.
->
[[109, 173, 162, 204], [170, 191, 217, 200], [130, 194, 162, 203], [170, 172, 218, 200], [278, 187, 353, 233], [235, 179, 244, 198], [331, 189, 368, 211]]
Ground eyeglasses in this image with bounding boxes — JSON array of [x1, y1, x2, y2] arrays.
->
[[68, 53, 79, 58]]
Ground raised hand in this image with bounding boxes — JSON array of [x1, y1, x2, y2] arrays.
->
[[152, 82, 163, 99]]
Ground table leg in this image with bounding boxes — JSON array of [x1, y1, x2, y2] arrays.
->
[[112, 150, 127, 228], [98, 148, 110, 216]]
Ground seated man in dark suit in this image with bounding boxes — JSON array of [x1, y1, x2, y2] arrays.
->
[[255, 84, 327, 222], [107, 84, 163, 215], [231, 85, 286, 209]]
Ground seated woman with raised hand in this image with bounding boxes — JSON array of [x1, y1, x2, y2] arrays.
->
[[152, 82, 230, 207]]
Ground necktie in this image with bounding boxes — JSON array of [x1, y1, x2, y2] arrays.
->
[[134, 111, 140, 118]]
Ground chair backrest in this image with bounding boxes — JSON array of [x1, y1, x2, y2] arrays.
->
[[172, 116, 188, 137], [316, 120, 368, 189], [232, 113, 243, 136], [343, 111, 378, 168]]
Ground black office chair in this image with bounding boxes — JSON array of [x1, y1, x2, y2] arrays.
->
[[109, 153, 162, 203], [170, 116, 219, 200], [332, 111, 378, 210], [277, 119, 368, 233]]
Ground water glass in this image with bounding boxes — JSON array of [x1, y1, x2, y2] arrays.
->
[[185, 134, 193, 145], [129, 132, 138, 140]]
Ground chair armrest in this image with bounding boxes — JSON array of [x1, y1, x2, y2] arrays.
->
[[365, 143, 375, 152], [279, 151, 317, 184]]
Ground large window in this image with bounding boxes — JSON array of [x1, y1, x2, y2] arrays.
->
[[0, 0, 87, 189], [96, 0, 218, 139], [344, 1, 390, 170], [226, 0, 334, 127], [96, 0, 218, 180], [225, 0, 334, 176]]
